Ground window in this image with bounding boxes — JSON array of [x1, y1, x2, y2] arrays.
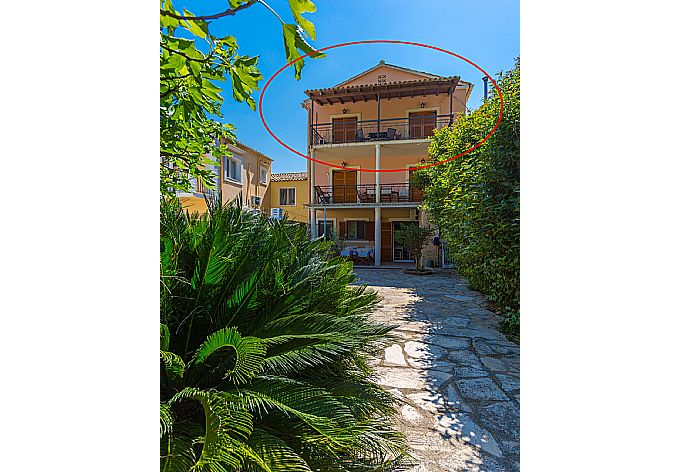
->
[[347, 221, 365, 240], [260, 166, 268, 185], [318, 221, 334, 240], [409, 110, 438, 139], [279, 188, 296, 206], [224, 156, 242, 182]]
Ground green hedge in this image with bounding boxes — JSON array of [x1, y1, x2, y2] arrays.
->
[[417, 60, 520, 340]]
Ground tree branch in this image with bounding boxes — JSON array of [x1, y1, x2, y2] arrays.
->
[[160, 0, 259, 21]]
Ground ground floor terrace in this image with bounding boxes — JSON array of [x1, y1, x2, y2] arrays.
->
[[308, 206, 437, 266], [355, 268, 520, 471]]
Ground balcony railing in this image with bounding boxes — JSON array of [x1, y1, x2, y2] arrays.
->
[[311, 114, 453, 145], [195, 178, 209, 194], [314, 183, 423, 205]]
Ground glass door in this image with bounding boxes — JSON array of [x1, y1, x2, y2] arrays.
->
[[392, 221, 418, 261]]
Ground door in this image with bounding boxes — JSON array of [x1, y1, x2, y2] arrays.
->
[[409, 111, 437, 139], [332, 117, 357, 143], [408, 168, 423, 202], [332, 170, 357, 203], [392, 221, 418, 262]]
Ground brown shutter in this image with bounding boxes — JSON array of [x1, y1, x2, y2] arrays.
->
[[381, 222, 393, 262], [364, 221, 374, 241], [339, 222, 347, 240]]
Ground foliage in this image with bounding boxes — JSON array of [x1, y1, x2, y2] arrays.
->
[[393, 224, 433, 272], [160, 0, 324, 197], [416, 59, 520, 340], [160, 197, 410, 471]]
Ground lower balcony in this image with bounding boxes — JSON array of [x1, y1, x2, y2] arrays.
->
[[313, 183, 423, 206]]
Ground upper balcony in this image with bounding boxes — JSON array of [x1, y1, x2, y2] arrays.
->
[[311, 114, 454, 146], [306, 74, 468, 148]]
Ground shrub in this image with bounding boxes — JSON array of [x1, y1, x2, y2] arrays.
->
[[416, 59, 520, 340], [160, 198, 409, 471]]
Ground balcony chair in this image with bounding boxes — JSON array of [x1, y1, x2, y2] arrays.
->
[[357, 186, 375, 203], [355, 129, 366, 142], [315, 186, 332, 204], [386, 128, 396, 140]]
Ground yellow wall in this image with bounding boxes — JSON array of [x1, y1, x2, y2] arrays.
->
[[178, 196, 210, 215], [220, 143, 272, 209], [264, 178, 309, 222]]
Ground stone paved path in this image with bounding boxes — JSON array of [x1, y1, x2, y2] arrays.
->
[[354, 269, 520, 472]]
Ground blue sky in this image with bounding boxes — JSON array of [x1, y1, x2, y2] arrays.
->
[[180, 0, 519, 173]]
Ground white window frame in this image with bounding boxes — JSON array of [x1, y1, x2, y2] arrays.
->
[[224, 156, 243, 184], [259, 165, 269, 185], [279, 187, 296, 206]]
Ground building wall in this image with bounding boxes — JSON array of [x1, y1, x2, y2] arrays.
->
[[308, 65, 469, 126], [312, 152, 426, 188], [314, 207, 436, 263], [263, 179, 309, 222], [220, 143, 272, 209]]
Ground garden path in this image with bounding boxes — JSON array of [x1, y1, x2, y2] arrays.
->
[[354, 269, 520, 472]]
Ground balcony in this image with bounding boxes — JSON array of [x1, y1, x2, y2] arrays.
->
[[313, 183, 423, 206], [311, 114, 454, 146]]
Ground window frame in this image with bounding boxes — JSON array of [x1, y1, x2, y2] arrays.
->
[[279, 187, 296, 206], [317, 220, 335, 240], [259, 165, 269, 185], [224, 156, 243, 183], [346, 220, 366, 240]]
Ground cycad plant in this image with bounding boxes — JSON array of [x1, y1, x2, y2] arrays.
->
[[160, 197, 409, 471]]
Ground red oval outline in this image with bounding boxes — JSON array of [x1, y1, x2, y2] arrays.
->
[[258, 39, 503, 173]]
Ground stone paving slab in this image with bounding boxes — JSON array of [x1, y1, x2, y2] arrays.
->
[[355, 269, 520, 472]]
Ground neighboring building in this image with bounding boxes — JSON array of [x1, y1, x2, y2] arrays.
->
[[219, 141, 272, 210], [303, 61, 473, 265], [263, 172, 309, 222], [177, 141, 273, 213]]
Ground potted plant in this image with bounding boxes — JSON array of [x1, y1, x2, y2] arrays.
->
[[394, 224, 434, 275]]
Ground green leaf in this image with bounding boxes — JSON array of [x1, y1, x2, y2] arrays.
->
[[161, 350, 186, 381], [183, 9, 209, 39], [281, 23, 324, 80], [287, 0, 318, 40], [194, 327, 266, 384]]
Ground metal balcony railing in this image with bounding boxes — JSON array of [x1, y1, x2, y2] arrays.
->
[[314, 183, 423, 205], [310, 114, 453, 145]]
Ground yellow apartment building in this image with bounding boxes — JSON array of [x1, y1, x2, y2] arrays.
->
[[304, 61, 473, 265], [263, 172, 309, 222], [178, 140, 273, 213]]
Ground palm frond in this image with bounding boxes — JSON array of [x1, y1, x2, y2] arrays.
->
[[194, 327, 266, 384]]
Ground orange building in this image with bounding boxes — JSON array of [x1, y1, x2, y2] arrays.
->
[[304, 61, 473, 265]]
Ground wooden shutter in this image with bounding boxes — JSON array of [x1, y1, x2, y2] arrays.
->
[[332, 170, 357, 203], [408, 169, 423, 202], [339, 222, 347, 240], [332, 117, 357, 143], [364, 221, 374, 241], [381, 222, 393, 262], [409, 111, 437, 139]]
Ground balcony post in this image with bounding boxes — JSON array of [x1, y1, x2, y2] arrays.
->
[[374, 207, 381, 266], [375, 143, 381, 203], [449, 90, 453, 124], [310, 150, 317, 239], [374, 143, 381, 266], [310, 96, 314, 145], [377, 92, 381, 132]]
